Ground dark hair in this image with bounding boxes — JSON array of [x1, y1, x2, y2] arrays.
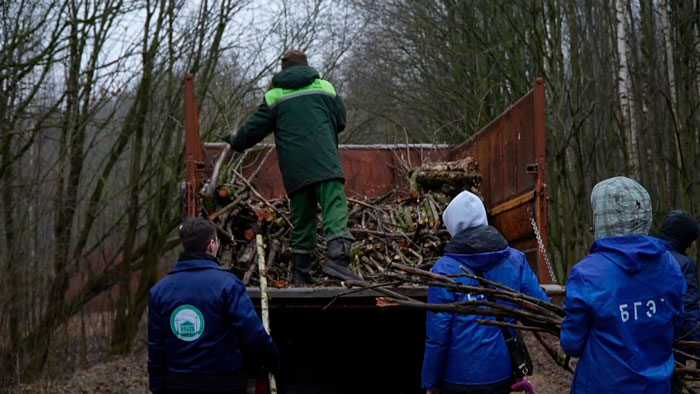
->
[[179, 217, 217, 252], [281, 50, 308, 69]]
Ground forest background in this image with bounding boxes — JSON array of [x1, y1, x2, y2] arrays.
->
[[2, 0, 699, 386]]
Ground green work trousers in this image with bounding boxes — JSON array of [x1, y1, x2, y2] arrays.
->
[[289, 179, 353, 253]]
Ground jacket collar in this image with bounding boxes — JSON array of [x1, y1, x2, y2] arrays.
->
[[445, 225, 508, 254], [590, 235, 668, 274], [170, 251, 223, 274]]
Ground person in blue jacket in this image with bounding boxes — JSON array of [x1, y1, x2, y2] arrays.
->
[[660, 210, 700, 341], [148, 218, 281, 394], [421, 191, 549, 394], [561, 176, 685, 394], [659, 210, 700, 393]]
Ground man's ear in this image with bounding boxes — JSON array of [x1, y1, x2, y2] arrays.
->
[[206, 238, 216, 254]]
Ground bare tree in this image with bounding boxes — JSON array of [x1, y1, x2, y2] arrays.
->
[[1, 0, 368, 384]]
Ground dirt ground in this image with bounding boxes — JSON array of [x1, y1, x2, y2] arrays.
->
[[522, 332, 575, 394], [12, 352, 150, 394], [11, 331, 575, 394]]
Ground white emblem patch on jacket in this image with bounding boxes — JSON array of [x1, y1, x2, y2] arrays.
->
[[170, 304, 205, 341]]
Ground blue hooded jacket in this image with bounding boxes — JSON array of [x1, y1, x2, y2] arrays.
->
[[148, 252, 281, 393], [421, 226, 549, 390], [659, 210, 700, 344], [561, 236, 685, 394]]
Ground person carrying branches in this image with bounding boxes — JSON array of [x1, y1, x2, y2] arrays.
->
[[223, 49, 358, 284], [421, 191, 549, 394]]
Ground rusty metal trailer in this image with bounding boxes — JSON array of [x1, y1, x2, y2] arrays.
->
[[193, 79, 552, 283], [183, 78, 557, 394]]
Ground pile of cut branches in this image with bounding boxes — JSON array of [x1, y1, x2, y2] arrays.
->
[[342, 262, 700, 390], [206, 159, 481, 286]]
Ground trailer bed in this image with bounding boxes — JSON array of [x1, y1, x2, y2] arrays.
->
[[247, 284, 564, 306]]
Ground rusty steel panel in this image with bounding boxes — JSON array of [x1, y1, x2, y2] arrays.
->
[[227, 145, 451, 199], [449, 92, 537, 207], [490, 198, 535, 243], [449, 79, 549, 283]]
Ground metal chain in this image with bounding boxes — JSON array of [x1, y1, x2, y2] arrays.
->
[[530, 214, 558, 284]]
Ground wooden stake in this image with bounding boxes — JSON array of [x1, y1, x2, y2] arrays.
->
[[256, 234, 277, 394]]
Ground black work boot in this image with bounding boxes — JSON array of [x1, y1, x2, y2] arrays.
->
[[322, 238, 361, 281], [291, 253, 317, 285]]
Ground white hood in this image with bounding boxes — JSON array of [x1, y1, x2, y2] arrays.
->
[[442, 191, 487, 237]]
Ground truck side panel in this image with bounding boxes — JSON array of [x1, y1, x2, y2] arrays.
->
[[229, 145, 450, 199], [450, 79, 549, 282]]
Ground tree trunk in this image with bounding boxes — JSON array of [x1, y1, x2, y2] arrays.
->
[[36, 3, 86, 375], [615, 0, 640, 179], [662, 0, 685, 207], [111, 0, 165, 354]]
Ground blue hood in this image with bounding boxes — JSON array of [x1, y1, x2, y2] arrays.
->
[[590, 235, 669, 274]]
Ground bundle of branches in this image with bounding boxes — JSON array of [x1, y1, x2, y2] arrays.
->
[[206, 163, 482, 287], [206, 166, 294, 286], [343, 262, 700, 389], [409, 157, 482, 197]]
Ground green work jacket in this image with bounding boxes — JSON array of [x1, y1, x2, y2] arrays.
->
[[227, 66, 346, 194]]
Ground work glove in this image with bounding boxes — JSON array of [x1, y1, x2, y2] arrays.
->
[[221, 133, 234, 146]]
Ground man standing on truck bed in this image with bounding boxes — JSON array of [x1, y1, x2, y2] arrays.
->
[[223, 49, 358, 284]]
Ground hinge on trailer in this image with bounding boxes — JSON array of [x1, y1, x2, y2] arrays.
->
[[526, 163, 538, 174]]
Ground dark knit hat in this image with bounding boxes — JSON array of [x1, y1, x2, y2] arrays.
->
[[659, 210, 700, 253], [281, 50, 308, 69]]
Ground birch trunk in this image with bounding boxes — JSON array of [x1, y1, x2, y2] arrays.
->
[[256, 235, 278, 394], [616, 0, 640, 179]]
